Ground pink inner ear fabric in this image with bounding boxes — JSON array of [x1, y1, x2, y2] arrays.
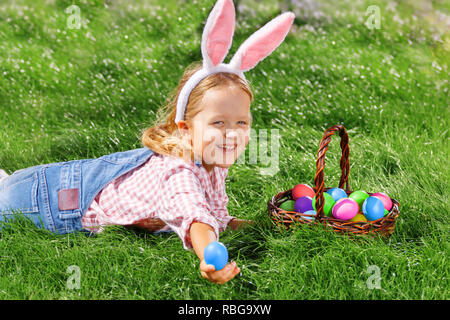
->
[[206, 0, 235, 66], [240, 15, 294, 70]]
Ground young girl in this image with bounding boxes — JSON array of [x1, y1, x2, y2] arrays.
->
[[0, 0, 294, 285]]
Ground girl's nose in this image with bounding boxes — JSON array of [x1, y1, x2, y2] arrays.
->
[[223, 130, 240, 145], [225, 129, 238, 138]]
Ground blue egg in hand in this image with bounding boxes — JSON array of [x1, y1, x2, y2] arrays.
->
[[204, 241, 228, 271]]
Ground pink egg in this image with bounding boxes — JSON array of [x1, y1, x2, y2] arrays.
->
[[332, 198, 359, 220], [371, 192, 392, 211]]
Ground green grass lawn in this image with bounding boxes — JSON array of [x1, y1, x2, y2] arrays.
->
[[0, 0, 449, 299]]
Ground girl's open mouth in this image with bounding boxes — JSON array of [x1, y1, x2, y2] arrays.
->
[[217, 145, 237, 153]]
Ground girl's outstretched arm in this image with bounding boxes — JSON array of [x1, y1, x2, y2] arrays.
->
[[190, 222, 240, 284]]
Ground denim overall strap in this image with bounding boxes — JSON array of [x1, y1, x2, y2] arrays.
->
[[81, 147, 155, 218], [39, 147, 154, 234]]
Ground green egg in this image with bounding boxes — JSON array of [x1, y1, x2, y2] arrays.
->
[[312, 193, 335, 217], [280, 200, 296, 211], [384, 208, 389, 216], [349, 190, 370, 211]]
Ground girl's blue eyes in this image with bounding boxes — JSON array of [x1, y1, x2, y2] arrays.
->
[[213, 121, 247, 125]]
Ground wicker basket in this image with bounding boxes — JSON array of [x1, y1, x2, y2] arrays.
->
[[267, 124, 400, 237]]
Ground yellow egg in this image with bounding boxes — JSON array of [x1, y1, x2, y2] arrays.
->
[[349, 213, 367, 222]]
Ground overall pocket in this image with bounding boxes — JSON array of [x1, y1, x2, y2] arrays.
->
[[0, 167, 39, 215], [45, 160, 83, 221], [38, 159, 85, 236]]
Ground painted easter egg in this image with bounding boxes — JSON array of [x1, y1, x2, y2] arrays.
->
[[362, 196, 385, 221], [204, 241, 228, 271], [295, 196, 313, 213], [312, 192, 336, 217], [280, 200, 296, 211], [292, 184, 315, 200], [302, 210, 317, 220], [349, 190, 370, 211], [371, 192, 393, 211], [326, 188, 348, 202], [332, 198, 359, 220], [349, 213, 368, 222]]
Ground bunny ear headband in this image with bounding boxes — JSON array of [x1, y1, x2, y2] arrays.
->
[[174, 0, 295, 125]]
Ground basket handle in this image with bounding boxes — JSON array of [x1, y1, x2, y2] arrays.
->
[[314, 124, 350, 219]]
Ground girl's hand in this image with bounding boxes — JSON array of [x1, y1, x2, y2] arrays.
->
[[200, 259, 241, 285]]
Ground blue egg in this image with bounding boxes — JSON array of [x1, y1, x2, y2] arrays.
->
[[302, 210, 317, 220], [362, 196, 385, 221], [326, 188, 348, 202], [204, 241, 228, 271]]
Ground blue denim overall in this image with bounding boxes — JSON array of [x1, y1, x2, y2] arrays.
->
[[0, 147, 155, 234]]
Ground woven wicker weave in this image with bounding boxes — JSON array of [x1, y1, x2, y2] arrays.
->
[[267, 124, 400, 237]]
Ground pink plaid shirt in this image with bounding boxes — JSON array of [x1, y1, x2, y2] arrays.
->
[[81, 153, 235, 250]]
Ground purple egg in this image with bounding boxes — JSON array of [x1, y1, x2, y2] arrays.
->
[[295, 196, 313, 213]]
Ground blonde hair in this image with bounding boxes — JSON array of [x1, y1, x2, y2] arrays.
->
[[140, 61, 253, 161]]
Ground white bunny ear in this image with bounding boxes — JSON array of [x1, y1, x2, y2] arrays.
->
[[229, 12, 295, 72], [201, 0, 236, 69]]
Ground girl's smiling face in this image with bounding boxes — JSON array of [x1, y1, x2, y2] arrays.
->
[[177, 85, 252, 173]]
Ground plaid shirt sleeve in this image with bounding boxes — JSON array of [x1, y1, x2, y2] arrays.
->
[[212, 168, 236, 232], [159, 166, 221, 250]]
